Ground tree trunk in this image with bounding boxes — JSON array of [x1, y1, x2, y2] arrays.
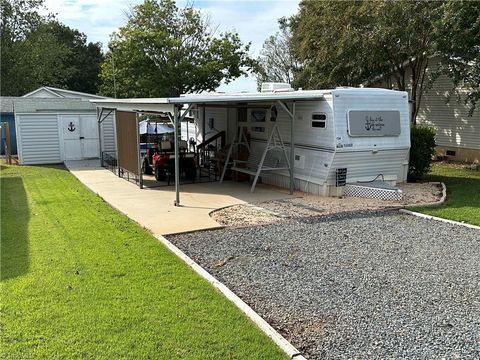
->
[[410, 59, 418, 125], [409, 55, 431, 126]]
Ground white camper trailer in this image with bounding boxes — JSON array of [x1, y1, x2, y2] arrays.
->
[[188, 86, 410, 196]]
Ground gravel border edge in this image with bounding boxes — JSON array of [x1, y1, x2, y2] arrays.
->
[[405, 182, 447, 208], [154, 234, 307, 360]]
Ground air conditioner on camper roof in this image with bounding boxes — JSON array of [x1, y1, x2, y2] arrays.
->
[[261, 82, 294, 93]]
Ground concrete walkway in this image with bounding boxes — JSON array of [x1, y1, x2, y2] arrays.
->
[[65, 160, 294, 235]]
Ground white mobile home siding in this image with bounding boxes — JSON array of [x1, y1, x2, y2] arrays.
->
[[377, 57, 479, 162], [417, 74, 479, 151], [16, 114, 62, 164]]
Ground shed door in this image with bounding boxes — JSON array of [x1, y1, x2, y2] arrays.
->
[[80, 115, 99, 158], [61, 115, 99, 160], [62, 116, 82, 160]]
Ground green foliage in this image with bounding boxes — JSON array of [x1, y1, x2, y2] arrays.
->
[[289, 0, 478, 122], [1, 24, 72, 94], [408, 126, 436, 181], [0, 0, 103, 96], [410, 164, 480, 226], [0, 164, 287, 359], [255, 19, 298, 88], [0, 0, 47, 41], [43, 21, 104, 94], [99, 0, 255, 97], [291, 1, 381, 89], [435, 0, 480, 115]]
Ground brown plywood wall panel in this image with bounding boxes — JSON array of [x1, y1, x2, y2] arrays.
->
[[115, 111, 138, 175]]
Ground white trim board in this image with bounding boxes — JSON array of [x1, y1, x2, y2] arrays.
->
[[399, 209, 480, 230]]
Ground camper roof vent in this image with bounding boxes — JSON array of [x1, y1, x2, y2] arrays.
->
[[261, 82, 294, 93]]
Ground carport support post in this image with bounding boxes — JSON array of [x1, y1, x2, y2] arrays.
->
[[174, 105, 180, 206], [97, 107, 104, 167], [136, 112, 143, 189]]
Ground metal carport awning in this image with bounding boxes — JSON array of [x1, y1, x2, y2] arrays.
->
[[92, 91, 326, 207]]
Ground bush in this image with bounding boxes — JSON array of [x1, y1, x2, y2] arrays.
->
[[408, 125, 436, 181]]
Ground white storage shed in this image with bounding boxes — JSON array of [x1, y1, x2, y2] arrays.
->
[[14, 87, 115, 165]]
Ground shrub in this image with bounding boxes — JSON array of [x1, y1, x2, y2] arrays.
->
[[408, 125, 436, 181]]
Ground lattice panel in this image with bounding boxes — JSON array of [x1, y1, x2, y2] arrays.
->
[[344, 184, 402, 201]]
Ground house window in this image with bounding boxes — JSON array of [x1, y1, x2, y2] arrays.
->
[[312, 113, 327, 128]]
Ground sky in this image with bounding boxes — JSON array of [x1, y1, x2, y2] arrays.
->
[[42, 0, 301, 93]]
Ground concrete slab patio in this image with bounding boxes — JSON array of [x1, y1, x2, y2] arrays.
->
[[65, 160, 294, 235]]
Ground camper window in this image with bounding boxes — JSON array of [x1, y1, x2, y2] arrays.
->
[[251, 109, 266, 122], [311, 113, 327, 128]]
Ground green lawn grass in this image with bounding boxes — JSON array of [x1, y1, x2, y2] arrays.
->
[[410, 164, 480, 226], [0, 164, 287, 359]]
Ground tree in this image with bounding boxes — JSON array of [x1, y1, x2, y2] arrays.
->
[[255, 19, 299, 88], [0, 0, 47, 41], [435, 0, 480, 115], [290, 1, 380, 90], [370, 1, 444, 124], [0, 0, 103, 96], [291, 1, 445, 124], [0, 0, 54, 95], [8, 25, 72, 94], [290, 0, 478, 124], [99, 0, 255, 98], [44, 21, 103, 94]]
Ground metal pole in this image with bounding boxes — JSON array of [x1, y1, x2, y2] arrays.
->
[[186, 117, 189, 149], [174, 106, 181, 206], [289, 101, 295, 194], [3, 122, 11, 165], [97, 107, 104, 167], [136, 112, 143, 189], [115, 110, 121, 177]]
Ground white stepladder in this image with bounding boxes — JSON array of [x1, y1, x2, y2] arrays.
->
[[220, 123, 291, 192]]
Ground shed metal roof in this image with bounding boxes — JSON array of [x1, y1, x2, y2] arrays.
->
[[23, 86, 106, 100], [0, 97, 20, 113], [14, 98, 96, 113]]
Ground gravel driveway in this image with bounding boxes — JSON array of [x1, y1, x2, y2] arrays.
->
[[169, 210, 480, 359]]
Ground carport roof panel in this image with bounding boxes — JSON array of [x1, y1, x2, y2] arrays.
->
[[169, 90, 329, 104], [171, 88, 404, 103], [91, 98, 173, 113], [91, 90, 330, 110]]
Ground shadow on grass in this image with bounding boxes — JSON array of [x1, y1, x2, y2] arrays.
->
[[1, 177, 29, 280]]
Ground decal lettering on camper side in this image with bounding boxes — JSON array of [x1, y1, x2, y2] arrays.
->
[[364, 116, 385, 131]]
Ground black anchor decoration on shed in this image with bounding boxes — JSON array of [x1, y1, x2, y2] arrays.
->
[[68, 121, 76, 132]]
